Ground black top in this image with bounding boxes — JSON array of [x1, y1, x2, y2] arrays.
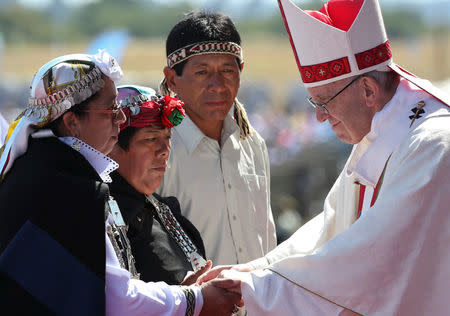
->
[[0, 137, 108, 315], [109, 172, 206, 284]]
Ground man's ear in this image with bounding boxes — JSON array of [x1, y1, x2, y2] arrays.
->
[[163, 67, 178, 94], [361, 76, 380, 108], [61, 111, 80, 137]]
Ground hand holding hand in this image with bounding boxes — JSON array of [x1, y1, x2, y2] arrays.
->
[[197, 263, 254, 285], [181, 260, 212, 286], [199, 278, 242, 316]]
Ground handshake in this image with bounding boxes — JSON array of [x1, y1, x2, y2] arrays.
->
[[181, 261, 254, 316]]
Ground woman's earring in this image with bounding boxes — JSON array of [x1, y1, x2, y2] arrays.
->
[[71, 133, 81, 151]]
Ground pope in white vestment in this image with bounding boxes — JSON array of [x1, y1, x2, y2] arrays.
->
[[234, 78, 450, 316], [201, 0, 450, 315]]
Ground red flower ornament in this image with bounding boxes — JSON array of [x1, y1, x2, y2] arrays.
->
[[161, 95, 186, 128]]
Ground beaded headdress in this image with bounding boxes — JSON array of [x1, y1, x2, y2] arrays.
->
[[118, 85, 185, 130], [0, 50, 123, 179]]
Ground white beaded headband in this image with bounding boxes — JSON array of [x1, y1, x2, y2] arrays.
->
[[22, 50, 122, 127], [24, 67, 104, 126], [167, 41, 244, 68], [119, 93, 157, 116], [0, 50, 123, 180]]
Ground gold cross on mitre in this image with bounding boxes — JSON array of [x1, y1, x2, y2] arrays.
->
[[409, 100, 426, 128]]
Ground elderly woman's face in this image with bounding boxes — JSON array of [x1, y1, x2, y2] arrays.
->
[[113, 127, 171, 195], [76, 78, 126, 154]]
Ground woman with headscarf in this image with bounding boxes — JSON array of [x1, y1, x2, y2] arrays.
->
[[0, 50, 126, 314], [0, 55, 242, 316], [108, 85, 207, 285]]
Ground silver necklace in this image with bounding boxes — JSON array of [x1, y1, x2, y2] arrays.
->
[[107, 196, 140, 279], [146, 195, 207, 271]]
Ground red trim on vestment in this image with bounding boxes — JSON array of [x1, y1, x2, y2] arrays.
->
[[370, 177, 382, 206], [355, 41, 392, 70], [357, 176, 383, 219], [1, 150, 11, 178], [389, 64, 450, 108], [357, 184, 365, 219]]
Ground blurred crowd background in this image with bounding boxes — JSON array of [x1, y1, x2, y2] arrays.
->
[[1, 0, 449, 242]]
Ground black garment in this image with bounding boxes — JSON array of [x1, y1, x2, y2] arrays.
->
[[109, 172, 206, 285], [0, 137, 108, 315]]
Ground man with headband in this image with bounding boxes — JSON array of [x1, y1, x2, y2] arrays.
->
[[158, 11, 276, 267], [0, 53, 240, 316], [198, 0, 450, 315]]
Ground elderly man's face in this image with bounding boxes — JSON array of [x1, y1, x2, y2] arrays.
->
[[307, 76, 374, 144], [76, 78, 126, 154], [169, 53, 240, 128], [113, 127, 171, 195]]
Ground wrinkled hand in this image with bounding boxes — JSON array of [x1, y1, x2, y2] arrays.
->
[[197, 263, 254, 285], [199, 278, 242, 316], [181, 260, 212, 286]]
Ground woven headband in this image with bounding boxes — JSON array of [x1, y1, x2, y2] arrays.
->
[[167, 41, 243, 68]]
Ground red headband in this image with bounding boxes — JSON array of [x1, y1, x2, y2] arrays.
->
[[120, 95, 185, 130]]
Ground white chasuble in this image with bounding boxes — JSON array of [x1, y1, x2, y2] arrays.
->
[[236, 79, 450, 315]]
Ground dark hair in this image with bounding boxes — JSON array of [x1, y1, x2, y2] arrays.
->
[[49, 97, 91, 136], [166, 11, 242, 76], [117, 126, 139, 151]]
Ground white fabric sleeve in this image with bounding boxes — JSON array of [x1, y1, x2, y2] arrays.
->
[[228, 269, 355, 316], [105, 232, 203, 316], [246, 210, 328, 270], [247, 256, 270, 270]]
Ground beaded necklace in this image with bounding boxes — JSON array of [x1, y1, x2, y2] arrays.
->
[[146, 195, 207, 271]]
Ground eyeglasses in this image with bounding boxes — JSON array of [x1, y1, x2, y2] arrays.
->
[[81, 104, 122, 120], [306, 76, 362, 115]]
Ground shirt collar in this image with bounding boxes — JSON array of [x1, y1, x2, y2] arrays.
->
[[174, 108, 239, 155], [222, 110, 240, 141], [58, 136, 118, 183], [346, 78, 438, 187]]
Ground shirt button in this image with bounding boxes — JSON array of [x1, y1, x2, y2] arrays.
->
[[228, 183, 232, 189], [239, 247, 242, 253], [232, 215, 237, 220]]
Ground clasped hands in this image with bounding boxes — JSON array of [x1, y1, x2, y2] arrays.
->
[[181, 260, 254, 316]]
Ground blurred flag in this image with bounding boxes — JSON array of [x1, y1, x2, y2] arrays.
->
[[86, 29, 130, 63], [0, 32, 4, 76]]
